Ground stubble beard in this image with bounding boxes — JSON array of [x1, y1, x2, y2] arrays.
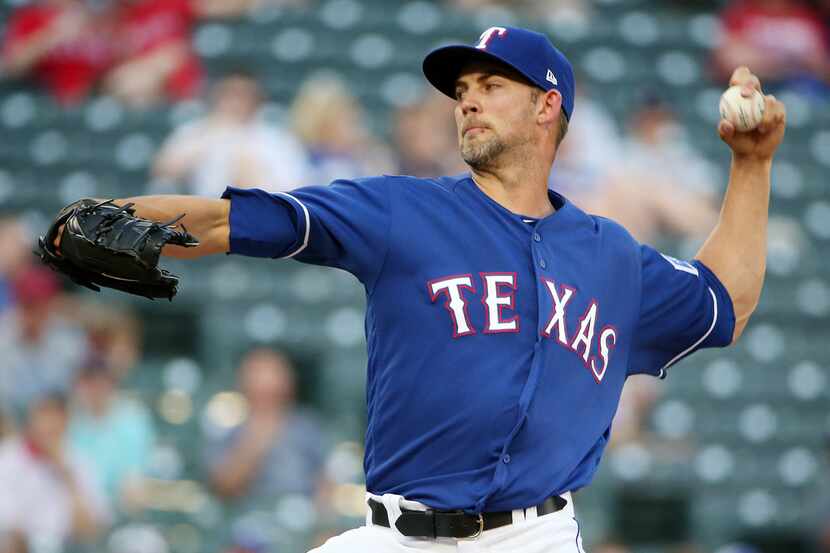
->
[[461, 133, 507, 169]]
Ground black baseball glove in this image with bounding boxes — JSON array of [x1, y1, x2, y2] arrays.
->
[[37, 199, 199, 300]]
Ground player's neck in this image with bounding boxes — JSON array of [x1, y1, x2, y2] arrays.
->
[[470, 164, 554, 219]]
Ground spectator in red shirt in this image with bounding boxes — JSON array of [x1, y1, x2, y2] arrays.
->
[[1, 0, 114, 105], [713, 0, 830, 98], [104, 0, 257, 108]]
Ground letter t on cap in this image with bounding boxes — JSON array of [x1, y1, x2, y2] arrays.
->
[[476, 26, 507, 49]]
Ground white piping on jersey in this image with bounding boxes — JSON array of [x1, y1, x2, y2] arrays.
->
[[659, 286, 718, 378], [274, 192, 310, 258], [660, 253, 699, 276]]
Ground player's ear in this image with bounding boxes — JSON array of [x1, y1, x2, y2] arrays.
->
[[537, 89, 562, 125]]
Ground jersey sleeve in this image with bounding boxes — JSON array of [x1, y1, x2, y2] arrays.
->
[[629, 245, 736, 378], [221, 176, 390, 287]]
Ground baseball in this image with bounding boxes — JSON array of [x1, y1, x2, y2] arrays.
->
[[719, 85, 765, 132]]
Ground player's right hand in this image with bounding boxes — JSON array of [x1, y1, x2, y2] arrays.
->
[[718, 67, 786, 162]]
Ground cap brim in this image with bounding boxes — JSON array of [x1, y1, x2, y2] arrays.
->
[[423, 45, 522, 99]]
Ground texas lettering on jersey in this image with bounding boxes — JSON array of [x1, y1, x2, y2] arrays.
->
[[428, 273, 617, 383]]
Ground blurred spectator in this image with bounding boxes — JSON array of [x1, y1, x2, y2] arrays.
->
[[291, 72, 395, 184], [0, 266, 88, 419], [583, 96, 719, 244], [713, 0, 830, 99], [153, 71, 309, 196], [76, 301, 142, 380], [607, 375, 661, 450], [0, 393, 110, 548], [0, 217, 31, 313], [205, 348, 328, 505], [68, 355, 155, 513], [0, 530, 27, 553], [393, 91, 465, 177], [1, 0, 114, 105], [104, 0, 255, 108]]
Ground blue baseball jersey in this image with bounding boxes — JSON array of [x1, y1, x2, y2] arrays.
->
[[221, 173, 735, 513]]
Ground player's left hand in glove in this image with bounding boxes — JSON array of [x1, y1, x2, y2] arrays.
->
[[37, 199, 199, 300]]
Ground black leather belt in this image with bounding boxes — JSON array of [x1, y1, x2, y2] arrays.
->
[[368, 495, 567, 539]]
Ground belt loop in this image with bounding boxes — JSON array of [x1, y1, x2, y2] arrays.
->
[[381, 493, 405, 537], [365, 492, 378, 526], [469, 514, 484, 539], [511, 508, 524, 525], [560, 492, 574, 517]]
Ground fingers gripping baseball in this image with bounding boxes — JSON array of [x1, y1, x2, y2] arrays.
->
[[718, 67, 786, 161], [729, 66, 762, 92]]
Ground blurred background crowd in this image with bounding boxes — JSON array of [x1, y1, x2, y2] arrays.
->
[[0, 0, 828, 552]]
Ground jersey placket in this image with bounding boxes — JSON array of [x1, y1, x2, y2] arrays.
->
[[475, 219, 549, 513]]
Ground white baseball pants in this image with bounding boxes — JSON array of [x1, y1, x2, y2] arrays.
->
[[308, 492, 586, 553]]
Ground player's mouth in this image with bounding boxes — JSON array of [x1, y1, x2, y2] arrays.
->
[[463, 126, 489, 137]]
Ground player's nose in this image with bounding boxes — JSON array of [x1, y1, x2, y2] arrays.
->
[[459, 93, 481, 115]]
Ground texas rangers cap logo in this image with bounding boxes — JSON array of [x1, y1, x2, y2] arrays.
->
[[476, 26, 507, 50]]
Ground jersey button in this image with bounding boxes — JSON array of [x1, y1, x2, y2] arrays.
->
[[539, 259, 547, 269], [502, 454, 511, 464], [533, 233, 541, 242]]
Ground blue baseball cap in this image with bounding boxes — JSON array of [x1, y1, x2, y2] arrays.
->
[[423, 26, 575, 120]]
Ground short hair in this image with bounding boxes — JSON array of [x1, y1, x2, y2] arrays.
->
[[557, 109, 569, 145]]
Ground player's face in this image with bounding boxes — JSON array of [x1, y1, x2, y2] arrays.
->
[[453, 61, 539, 168]]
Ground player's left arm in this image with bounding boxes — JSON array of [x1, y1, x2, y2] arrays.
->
[[695, 67, 786, 343]]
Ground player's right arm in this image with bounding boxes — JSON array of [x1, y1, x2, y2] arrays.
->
[[696, 67, 786, 342]]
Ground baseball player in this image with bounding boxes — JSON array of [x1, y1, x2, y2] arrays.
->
[[46, 26, 786, 553]]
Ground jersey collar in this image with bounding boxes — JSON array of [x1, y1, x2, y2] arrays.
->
[[462, 174, 576, 226]]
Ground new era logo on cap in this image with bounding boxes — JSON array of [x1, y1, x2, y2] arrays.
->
[[422, 26, 576, 120], [546, 69, 558, 86]]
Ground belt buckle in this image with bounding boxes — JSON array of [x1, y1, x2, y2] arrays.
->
[[467, 513, 484, 539]]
